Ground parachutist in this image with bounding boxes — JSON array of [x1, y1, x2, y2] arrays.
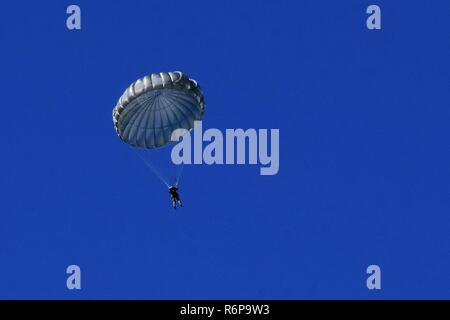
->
[[113, 72, 204, 207], [169, 186, 183, 209]]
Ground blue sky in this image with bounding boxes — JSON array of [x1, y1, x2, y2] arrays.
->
[[0, 0, 449, 299]]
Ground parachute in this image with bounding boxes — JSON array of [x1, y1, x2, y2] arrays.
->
[[113, 71, 205, 148], [113, 71, 205, 186]]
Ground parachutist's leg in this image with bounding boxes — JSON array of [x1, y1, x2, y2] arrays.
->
[[178, 199, 183, 207]]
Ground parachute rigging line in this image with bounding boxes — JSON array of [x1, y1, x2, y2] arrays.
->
[[174, 162, 184, 187], [129, 146, 170, 188]]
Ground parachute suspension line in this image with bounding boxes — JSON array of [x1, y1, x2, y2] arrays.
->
[[129, 146, 170, 188], [174, 162, 184, 187]]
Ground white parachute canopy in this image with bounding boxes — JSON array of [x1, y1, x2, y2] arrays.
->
[[113, 71, 205, 149]]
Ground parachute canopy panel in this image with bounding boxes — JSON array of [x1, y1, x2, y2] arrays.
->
[[113, 71, 205, 149]]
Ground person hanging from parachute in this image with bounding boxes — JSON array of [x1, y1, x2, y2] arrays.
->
[[168, 185, 182, 209], [112, 71, 205, 209]]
